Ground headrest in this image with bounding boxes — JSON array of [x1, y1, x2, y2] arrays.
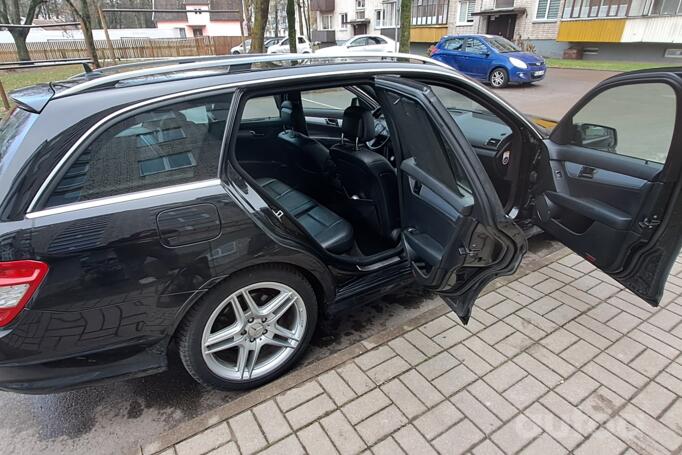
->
[[280, 100, 306, 132], [342, 106, 375, 143]]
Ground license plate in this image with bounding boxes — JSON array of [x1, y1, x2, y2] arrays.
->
[[533, 70, 545, 76]]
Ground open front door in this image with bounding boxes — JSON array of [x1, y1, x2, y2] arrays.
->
[[533, 69, 682, 306], [375, 77, 526, 323]]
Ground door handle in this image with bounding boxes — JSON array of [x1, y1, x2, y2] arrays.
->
[[578, 166, 596, 179], [325, 118, 339, 126]]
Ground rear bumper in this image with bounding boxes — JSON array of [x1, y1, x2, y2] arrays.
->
[[509, 66, 547, 83], [0, 342, 167, 394]]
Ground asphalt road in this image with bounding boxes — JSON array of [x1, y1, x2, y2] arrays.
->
[[0, 68, 616, 455]]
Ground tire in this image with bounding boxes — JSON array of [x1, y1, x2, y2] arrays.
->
[[232, 50, 240, 55], [489, 68, 509, 88], [177, 265, 318, 390]]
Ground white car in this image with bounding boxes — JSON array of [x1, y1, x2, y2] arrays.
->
[[267, 36, 313, 54], [231, 39, 251, 54], [316, 34, 397, 54]]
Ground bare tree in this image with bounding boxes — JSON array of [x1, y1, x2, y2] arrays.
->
[[399, 0, 410, 53], [0, 0, 47, 61], [250, 0, 269, 53], [285, 0, 295, 52], [63, 0, 100, 67]]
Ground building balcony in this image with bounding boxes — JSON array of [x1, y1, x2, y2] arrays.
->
[[310, 0, 335, 12]]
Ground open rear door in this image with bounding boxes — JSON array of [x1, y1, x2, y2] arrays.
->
[[374, 76, 526, 323], [532, 69, 682, 306]]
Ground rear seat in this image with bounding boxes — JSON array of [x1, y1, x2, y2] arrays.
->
[[257, 178, 354, 254]]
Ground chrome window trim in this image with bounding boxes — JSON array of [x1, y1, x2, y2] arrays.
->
[[27, 66, 539, 215], [26, 179, 222, 219]]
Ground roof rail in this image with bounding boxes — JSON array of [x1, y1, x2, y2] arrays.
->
[[54, 52, 452, 98]]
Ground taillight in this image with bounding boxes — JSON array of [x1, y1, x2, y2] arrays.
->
[[0, 261, 49, 327]]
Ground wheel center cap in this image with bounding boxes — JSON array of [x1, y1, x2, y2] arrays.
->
[[247, 322, 265, 338]]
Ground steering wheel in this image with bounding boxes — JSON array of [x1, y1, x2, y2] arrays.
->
[[494, 134, 514, 179], [366, 121, 390, 151]]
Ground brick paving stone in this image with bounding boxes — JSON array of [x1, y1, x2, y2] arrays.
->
[[229, 411, 267, 455], [524, 402, 583, 451], [629, 329, 680, 359], [607, 311, 642, 333], [432, 418, 484, 455], [404, 329, 443, 356], [606, 336, 646, 363], [366, 355, 411, 385], [449, 344, 494, 376], [175, 423, 231, 455], [573, 428, 626, 455], [356, 405, 407, 445], [463, 336, 507, 367], [285, 393, 336, 430], [484, 360, 527, 393], [393, 424, 438, 455], [417, 351, 460, 380], [371, 437, 405, 455], [604, 416, 669, 455], [381, 378, 427, 418], [413, 401, 463, 440], [488, 299, 524, 319], [570, 274, 601, 292], [433, 325, 471, 349], [356, 346, 396, 371], [534, 277, 566, 294], [471, 440, 505, 455], [630, 348, 669, 379], [494, 332, 533, 358], [399, 370, 445, 407], [338, 361, 375, 395], [507, 280, 546, 301], [540, 392, 598, 436], [476, 291, 506, 310], [388, 336, 428, 366], [660, 398, 682, 435], [582, 362, 638, 399], [259, 435, 304, 455], [206, 442, 239, 455], [478, 321, 516, 346], [432, 364, 478, 397], [318, 370, 357, 406], [277, 381, 324, 412], [503, 314, 548, 341], [632, 382, 677, 418], [320, 410, 367, 455], [513, 352, 563, 388], [588, 282, 621, 300], [497, 286, 536, 306], [577, 386, 624, 424], [527, 295, 562, 316], [342, 389, 391, 425], [586, 302, 620, 322], [527, 344, 576, 378], [545, 304, 581, 326], [563, 321, 611, 350], [515, 308, 559, 334], [574, 315, 622, 342], [467, 379, 518, 421], [559, 340, 600, 367], [252, 400, 292, 443], [420, 315, 456, 337], [473, 308, 499, 327], [503, 375, 549, 410], [491, 414, 542, 454], [648, 308, 682, 331], [594, 353, 648, 388], [451, 390, 502, 434], [297, 423, 339, 455], [539, 328, 579, 354], [551, 290, 592, 313], [520, 433, 567, 455], [657, 371, 682, 395], [619, 403, 682, 451], [520, 269, 551, 286]]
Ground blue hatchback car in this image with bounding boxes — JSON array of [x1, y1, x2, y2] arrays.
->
[[430, 34, 547, 88]]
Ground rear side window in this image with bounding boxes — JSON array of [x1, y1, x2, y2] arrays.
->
[[442, 38, 463, 50], [44, 94, 231, 208]]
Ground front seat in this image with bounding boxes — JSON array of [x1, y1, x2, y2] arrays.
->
[[330, 106, 400, 242], [277, 100, 335, 193]]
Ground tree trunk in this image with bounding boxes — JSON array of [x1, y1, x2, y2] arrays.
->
[[250, 0, 270, 53], [10, 30, 30, 61], [399, 0, 411, 53], [79, 0, 100, 67], [286, 0, 296, 52]]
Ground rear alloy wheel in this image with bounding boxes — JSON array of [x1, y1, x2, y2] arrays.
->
[[178, 267, 317, 390], [490, 68, 509, 88]]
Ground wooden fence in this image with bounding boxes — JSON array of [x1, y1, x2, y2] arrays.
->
[[0, 35, 244, 62]]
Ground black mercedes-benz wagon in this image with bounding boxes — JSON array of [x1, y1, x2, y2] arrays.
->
[[1, 54, 681, 393]]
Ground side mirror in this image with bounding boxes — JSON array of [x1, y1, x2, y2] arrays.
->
[[573, 123, 618, 151]]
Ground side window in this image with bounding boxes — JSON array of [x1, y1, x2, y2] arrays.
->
[[385, 92, 473, 200], [569, 83, 676, 163], [301, 87, 356, 112], [465, 38, 488, 54], [349, 37, 368, 47], [298, 37, 306, 44], [241, 96, 280, 121], [443, 38, 463, 50], [45, 94, 231, 208]]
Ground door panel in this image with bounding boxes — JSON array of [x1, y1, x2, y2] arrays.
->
[[375, 76, 526, 323], [534, 72, 682, 305]]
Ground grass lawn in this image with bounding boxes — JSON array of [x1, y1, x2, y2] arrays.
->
[[0, 64, 83, 113], [546, 58, 669, 72]]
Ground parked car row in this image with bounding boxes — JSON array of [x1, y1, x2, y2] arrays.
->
[[230, 33, 545, 88]]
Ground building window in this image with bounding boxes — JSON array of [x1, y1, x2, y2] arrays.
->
[[356, 0, 365, 9], [649, 0, 682, 15], [536, 0, 561, 19], [175, 27, 187, 38], [356, 9, 366, 18], [340, 12, 348, 28], [457, 0, 475, 23], [563, 0, 630, 18], [321, 13, 333, 29], [412, 0, 449, 24], [376, 2, 397, 27]]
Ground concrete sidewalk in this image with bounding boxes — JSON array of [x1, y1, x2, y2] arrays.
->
[[139, 248, 682, 455]]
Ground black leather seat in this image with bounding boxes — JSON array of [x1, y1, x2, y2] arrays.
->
[[330, 106, 400, 242], [277, 101, 335, 191], [257, 177, 354, 254]]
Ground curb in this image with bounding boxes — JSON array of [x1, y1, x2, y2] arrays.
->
[[134, 246, 573, 455]]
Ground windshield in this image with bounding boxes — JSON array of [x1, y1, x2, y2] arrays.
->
[[337, 39, 349, 45], [485, 36, 521, 53]]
